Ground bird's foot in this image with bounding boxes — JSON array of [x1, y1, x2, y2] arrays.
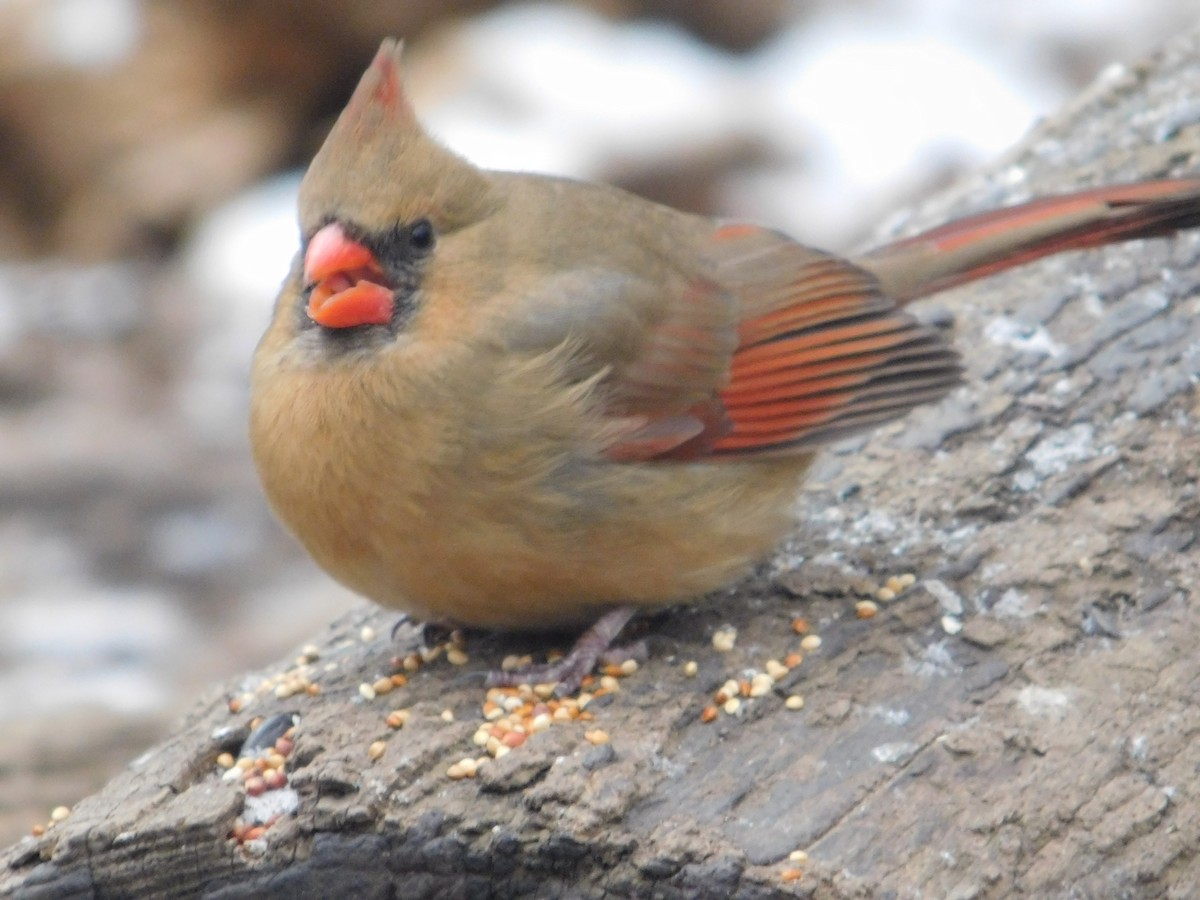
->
[[390, 615, 465, 652], [418, 620, 459, 648], [485, 605, 640, 696], [389, 613, 415, 643]]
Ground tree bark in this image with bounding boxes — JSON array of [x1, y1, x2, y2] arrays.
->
[[5, 28, 1200, 900]]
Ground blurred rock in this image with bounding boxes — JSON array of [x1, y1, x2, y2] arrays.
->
[[0, 0, 503, 259], [630, 0, 796, 51], [402, 3, 756, 213]]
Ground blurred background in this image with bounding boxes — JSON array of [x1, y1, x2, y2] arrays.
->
[[0, 0, 1193, 844]]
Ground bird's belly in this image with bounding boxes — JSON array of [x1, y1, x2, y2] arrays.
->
[[336, 455, 811, 631], [251, 347, 812, 632]]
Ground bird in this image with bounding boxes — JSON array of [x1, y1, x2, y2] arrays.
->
[[250, 39, 1200, 692]]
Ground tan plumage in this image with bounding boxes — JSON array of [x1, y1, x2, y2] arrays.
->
[[251, 40, 1200, 659]]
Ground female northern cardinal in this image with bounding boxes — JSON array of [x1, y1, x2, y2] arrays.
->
[[251, 40, 1200, 691]]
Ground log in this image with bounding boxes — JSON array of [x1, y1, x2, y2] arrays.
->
[[6, 27, 1200, 900]]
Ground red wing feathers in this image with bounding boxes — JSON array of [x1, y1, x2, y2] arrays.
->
[[602, 223, 960, 461], [706, 224, 961, 457]]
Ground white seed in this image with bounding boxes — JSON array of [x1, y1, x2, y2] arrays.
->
[[716, 679, 740, 703], [785, 694, 805, 710], [749, 673, 775, 697], [765, 659, 789, 680], [712, 626, 738, 652], [856, 600, 879, 619], [420, 644, 443, 663]]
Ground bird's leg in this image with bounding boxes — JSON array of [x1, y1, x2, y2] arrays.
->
[[486, 605, 640, 696]]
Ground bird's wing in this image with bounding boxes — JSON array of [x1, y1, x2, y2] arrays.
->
[[705, 223, 962, 457], [496, 223, 960, 461]]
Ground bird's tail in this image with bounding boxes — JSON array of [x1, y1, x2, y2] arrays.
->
[[860, 178, 1200, 304]]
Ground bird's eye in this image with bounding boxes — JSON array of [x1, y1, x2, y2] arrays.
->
[[409, 218, 435, 251]]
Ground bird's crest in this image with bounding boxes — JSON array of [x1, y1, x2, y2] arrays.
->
[[298, 38, 494, 234], [339, 39, 416, 133]]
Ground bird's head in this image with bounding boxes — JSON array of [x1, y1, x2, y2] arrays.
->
[[291, 39, 497, 335]]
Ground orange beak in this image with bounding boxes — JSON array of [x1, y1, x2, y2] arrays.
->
[[304, 223, 395, 328]]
